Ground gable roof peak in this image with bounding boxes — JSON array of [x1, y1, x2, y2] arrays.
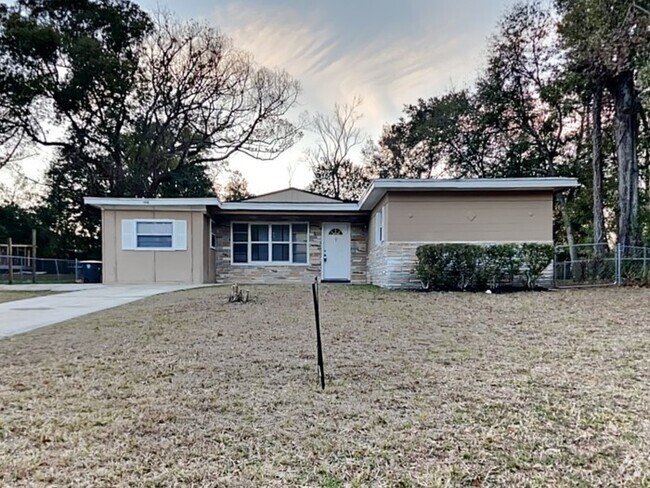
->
[[238, 187, 344, 203]]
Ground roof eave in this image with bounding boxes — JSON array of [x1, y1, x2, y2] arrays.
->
[[83, 196, 221, 210], [358, 178, 580, 210], [218, 202, 360, 212], [84, 178, 580, 213]]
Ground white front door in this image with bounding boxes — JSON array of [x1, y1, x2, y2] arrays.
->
[[322, 223, 351, 281]]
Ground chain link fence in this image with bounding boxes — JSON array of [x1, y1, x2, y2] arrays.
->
[[0, 255, 81, 284], [554, 243, 650, 287]]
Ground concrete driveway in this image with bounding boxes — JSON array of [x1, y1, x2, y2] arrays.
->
[[0, 284, 203, 338]]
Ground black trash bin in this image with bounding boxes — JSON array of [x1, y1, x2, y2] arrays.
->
[[80, 260, 102, 283]]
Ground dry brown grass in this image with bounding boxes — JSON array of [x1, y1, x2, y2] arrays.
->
[[1, 285, 650, 487], [0, 291, 54, 304]]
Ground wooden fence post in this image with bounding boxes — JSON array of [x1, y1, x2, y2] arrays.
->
[[31, 230, 37, 284], [7, 238, 13, 285]]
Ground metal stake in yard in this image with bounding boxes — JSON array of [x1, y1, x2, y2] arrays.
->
[[312, 278, 325, 390]]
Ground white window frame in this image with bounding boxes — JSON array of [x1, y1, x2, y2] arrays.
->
[[210, 220, 217, 250], [121, 219, 187, 251], [250, 223, 271, 262], [376, 207, 385, 244], [135, 219, 175, 251], [270, 224, 291, 263], [230, 222, 310, 266]]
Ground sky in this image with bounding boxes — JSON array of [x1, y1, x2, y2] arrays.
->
[[4, 0, 521, 197]]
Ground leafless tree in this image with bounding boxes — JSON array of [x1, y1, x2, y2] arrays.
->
[[286, 161, 298, 187], [0, 8, 302, 197], [135, 13, 302, 162], [0, 160, 43, 205], [119, 13, 302, 195], [306, 95, 363, 168], [306, 95, 369, 199]]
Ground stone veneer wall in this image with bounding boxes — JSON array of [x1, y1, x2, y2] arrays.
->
[[367, 241, 555, 289], [350, 224, 368, 284], [367, 242, 387, 286], [367, 242, 422, 289], [215, 221, 367, 284]]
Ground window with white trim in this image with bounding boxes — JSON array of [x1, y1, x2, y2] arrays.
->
[[376, 207, 385, 244], [121, 219, 187, 251], [137, 221, 173, 249], [231, 223, 308, 264]]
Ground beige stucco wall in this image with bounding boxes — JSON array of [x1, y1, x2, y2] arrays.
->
[[102, 209, 208, 284], [385, 191, 554, 243], [366, 190, 555, 288]]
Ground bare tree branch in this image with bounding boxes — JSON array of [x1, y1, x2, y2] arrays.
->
[[306, 96, 368, 200]]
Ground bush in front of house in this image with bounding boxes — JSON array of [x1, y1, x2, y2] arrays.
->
[[415, 243, 553, 291], [519, 243, 555, 289]]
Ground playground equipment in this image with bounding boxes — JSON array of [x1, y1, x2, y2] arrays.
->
[[0, 230, 38, 284]]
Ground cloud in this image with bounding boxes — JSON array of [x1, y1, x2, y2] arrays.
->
[[211, 4, 334, 76], [5, 0, 517, 200], [208, 0, 514, 194]]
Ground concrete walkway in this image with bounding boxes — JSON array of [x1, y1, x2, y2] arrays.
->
[[0, 284, 202, 338], [0, 283, 105, 292]]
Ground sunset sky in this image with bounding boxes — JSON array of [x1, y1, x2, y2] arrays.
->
[[9, 0, 522, 196], [136, 0, 525, 194]]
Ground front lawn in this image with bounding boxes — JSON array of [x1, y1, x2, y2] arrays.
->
[[1, 285, 650, 486]]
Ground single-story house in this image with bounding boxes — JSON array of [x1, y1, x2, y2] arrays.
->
[[84, 177, 579, 288]]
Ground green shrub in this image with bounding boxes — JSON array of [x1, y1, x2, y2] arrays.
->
[[519, 243, 554, 288], [445, 244, 480, 290], [415, 243, 552, 291], [415, 245, 452, 290], [483, 244, 521, 288], [416, 243, 482, 290]]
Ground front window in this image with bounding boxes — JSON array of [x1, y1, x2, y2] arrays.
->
[[136, 221, 173, 249], [251, 224, 269, 262], [232, 223, 308, 264], [292, 224, 308, 263], [232, 223, 249, 263]]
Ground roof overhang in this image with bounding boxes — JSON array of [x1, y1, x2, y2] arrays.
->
[[84, 178, 580, 214], [357, 177, 580, 211], [84, 197, 220, 212]]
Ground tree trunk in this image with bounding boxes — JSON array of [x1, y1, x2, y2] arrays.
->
[[557, 192, 578, 278], [638, 107, 650, 217], [612, 70, 639, 246], [591, 86, 607, 256]]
